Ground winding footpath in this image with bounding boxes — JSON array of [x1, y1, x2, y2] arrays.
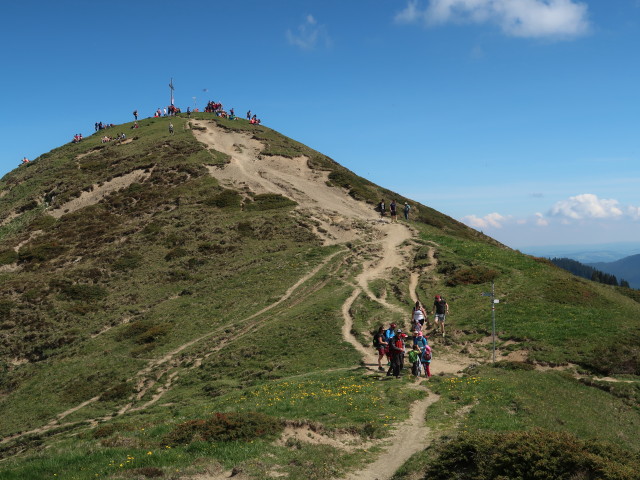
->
[[339, 222, 438, 480]]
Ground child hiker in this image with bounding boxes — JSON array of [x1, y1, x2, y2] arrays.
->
[[409, 344, 422, 377], [421, 344, 432, 378]]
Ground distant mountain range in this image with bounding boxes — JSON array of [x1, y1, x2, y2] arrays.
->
[[589, 254, 640, 289], [522, 242, 640, 263]]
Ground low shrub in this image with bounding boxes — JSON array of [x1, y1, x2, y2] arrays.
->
[[446, 266, 499, 286], [60, 284, 108, 302], [112, 253, 143, 271], [204, 189, 242, 208], [422, 428, 640, 480], [165, 247, 188, 261], [116, 319, 171, 344], [0, 249, 18, 265], [244, 193, 297, 211], [163, 412, 284, 445], [18, 241, 66, 263]]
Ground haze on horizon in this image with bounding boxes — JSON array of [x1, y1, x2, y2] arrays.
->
[[2, 1, 638, 251]]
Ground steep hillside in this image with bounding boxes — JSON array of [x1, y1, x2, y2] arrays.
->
[[590, 254, 640, 289], [1, 115, 639, 480]]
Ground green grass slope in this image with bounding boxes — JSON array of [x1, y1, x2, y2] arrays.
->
[[0, 115, 639, 480]]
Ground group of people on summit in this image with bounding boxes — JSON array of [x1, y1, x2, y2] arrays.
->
[[373, 296, 449, 379]]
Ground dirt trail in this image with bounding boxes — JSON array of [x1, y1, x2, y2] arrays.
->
[[345, 391, 440, 480], [192, 120, 376, 245]]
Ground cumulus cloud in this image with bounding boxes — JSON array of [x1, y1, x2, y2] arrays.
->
[[534, 212, 549, 226], [462, 212, 509, 229], [548, 193, 623, 220], [628, 205, 640, 220], [286, 14, 331, 50], [395, 0, 590, 39]]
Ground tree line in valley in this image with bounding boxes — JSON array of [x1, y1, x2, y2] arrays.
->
[[551, 257, 631, 288]]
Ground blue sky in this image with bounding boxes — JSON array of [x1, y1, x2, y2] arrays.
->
[[1, 0, 639, 250]]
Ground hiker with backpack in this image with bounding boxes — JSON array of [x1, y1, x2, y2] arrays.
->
[[403, 202, 411, 220], [432, 295, 449, 337], [373, 325, 388, 371], [383, 323, 397, 365], [390, 200, 398, 223], [387, 330, 407, 378]]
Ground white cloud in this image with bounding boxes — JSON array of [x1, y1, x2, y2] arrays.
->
[[462, 212, 509, 229], [628, 205, 640, 220], [549, 193, 623, 220], [534, 212, 549, 226], [395, 0, 590, 39], [286, 14, 331, 50]]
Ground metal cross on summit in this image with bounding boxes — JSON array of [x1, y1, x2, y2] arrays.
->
[[169, 78, 175, 106]]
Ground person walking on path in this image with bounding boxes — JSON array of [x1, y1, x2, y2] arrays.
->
[[390, 200, 398, 223], [412, 301, 428, 328], [403, 202, 411, 220], [133, 110, 138, 121], [432, 295, 449, 337], [421, 344, 432, 378], [378, 199, 386, 222], [374, 325, 388, 371], [169, 122, 174, 135]]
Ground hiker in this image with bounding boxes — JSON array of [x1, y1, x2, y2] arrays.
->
[[390, 200, 398, 223], [131, 121, 139, 129], [169, 122, 174, 135], [413, 331, 428, 351], [387, 330, 407, 379], [432, 295, 449, 337], [187, 107, 191, 118], [412, 301, 428, 328], [378, 199, 386, 221], [421, 344, 432, 378], [403, 202, 411, 220], [247, 110, 251, 120], [133, 109, 138, 120], [408, 345, 422, 377], [21, 157, 29, 164], [383, 323, 397, 364], [383, 323, 396, 344], [373, 325, 388, 372]]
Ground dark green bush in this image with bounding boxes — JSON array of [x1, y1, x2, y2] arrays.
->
[[117, 319, 171, 345], [244, 193, 297, 211], [0, 300, 14, 320], [422, 429, 640, 480], [0, 249, 18, 265], [60, 284, 108, 302], [204, 189, 242, 208], [446, 266, 499, 286], [164, 412, 284, 445], [112, 253, 143, 271], [99, 381, 132, 402], [18, 242, 66, 263], [165, 247, 188, 261]]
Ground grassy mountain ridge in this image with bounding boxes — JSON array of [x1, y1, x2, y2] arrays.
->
[[1, 115, 639, 479]]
